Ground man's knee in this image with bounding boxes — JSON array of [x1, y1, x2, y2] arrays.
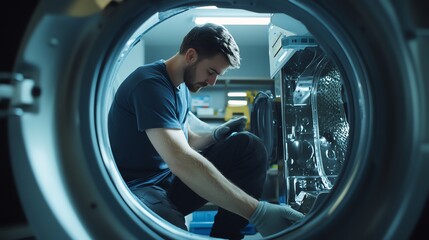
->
[[228, 131, 268, 165], [231, 131, 267, 153]]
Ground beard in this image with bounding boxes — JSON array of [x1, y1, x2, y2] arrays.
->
[[184, 62, 207, 93]]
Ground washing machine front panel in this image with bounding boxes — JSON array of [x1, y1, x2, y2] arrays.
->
[[268, 40, 350, 209]]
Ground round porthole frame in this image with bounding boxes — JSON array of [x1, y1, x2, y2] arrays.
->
[[7, 0, 428, 239]]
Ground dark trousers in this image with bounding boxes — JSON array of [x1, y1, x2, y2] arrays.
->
[[131, 132, 268, 239]]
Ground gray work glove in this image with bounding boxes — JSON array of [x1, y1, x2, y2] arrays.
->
[[212, 116, 247, 142], [249, 201, 305, 237]]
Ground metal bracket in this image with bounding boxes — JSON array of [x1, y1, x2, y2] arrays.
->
[[0, 72, 38, 118]]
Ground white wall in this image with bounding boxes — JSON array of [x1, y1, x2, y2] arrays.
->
[[144, 44, 271, 80]]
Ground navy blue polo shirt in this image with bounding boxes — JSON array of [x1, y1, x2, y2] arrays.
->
[[108, 60, 191, 183]]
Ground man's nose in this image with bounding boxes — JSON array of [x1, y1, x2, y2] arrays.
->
[[207, 75, 218, 86]]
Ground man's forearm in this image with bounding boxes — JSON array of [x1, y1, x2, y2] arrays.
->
[[187, 131, 215, 151]]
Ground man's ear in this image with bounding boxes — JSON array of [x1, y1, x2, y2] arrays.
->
[[185, 48, 198, 65]]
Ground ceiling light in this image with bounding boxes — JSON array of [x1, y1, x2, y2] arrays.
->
[[228, 100, 248, 106], [227, 92, 247, 97], [194, 17, 270, 25]]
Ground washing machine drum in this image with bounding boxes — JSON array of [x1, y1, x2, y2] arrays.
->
[[251, 91, 282, 165]]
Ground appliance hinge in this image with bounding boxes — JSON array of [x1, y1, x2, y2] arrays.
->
[[0, 72, 39, 118]]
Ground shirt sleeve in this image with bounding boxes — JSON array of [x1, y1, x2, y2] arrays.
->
[[130, 78, 181, 132]]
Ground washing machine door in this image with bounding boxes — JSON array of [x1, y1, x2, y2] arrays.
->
[[251, 91, 282, 166], [2, 0, 428, 239]]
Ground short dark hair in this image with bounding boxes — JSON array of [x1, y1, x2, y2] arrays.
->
[[179, 23, 240, 69]]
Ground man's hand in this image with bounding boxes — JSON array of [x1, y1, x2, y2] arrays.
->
[[249, 201, 305, 237], [212, 116, 247, 142]]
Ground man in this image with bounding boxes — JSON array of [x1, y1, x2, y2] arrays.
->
[[108, 23, 304, 239]]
